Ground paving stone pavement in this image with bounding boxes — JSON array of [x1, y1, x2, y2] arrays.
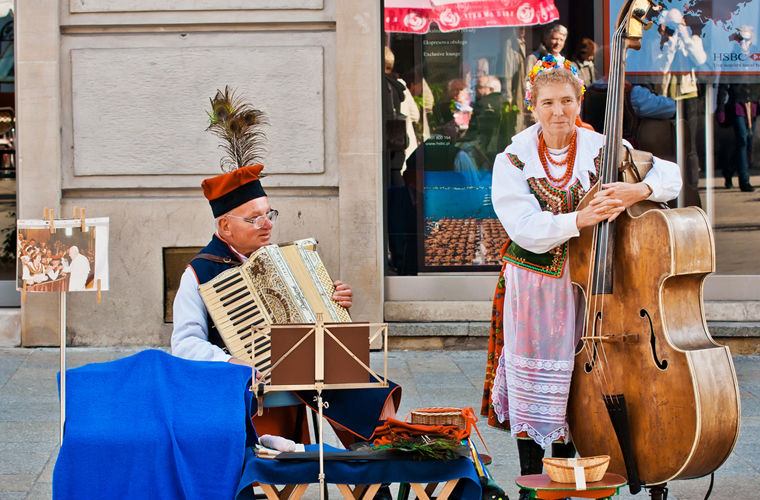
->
[[1, 347, 758, 499]]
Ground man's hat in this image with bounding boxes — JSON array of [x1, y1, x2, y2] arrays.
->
[[202, 86, 269, 217], [201, 164, 266, 217]]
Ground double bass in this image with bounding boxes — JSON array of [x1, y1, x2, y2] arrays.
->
[[566, 0, 740, 495]]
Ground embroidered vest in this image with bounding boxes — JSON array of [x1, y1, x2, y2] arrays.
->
[[188, 234, 243, 350], [502, 150, 599, 278]]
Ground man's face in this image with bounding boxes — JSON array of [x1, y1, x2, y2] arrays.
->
[[739, 36, 752, 54], [219, 196, 273, 257], [475, 77, 492, 98], [546, 31, 566, 55]]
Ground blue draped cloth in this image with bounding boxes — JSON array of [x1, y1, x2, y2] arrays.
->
[[53, 349, 255, 500], [235, 444, 482, 500]]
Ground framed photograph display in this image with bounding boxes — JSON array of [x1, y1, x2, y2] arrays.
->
[[16, 218, 109, 293]]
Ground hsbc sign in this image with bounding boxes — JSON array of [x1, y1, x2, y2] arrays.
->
[[714, 52, 760, 62]]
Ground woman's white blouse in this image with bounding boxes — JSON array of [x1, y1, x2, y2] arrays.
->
[[491, 124, 682, 254]]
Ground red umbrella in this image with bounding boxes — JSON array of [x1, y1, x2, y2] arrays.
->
[[384, 0, 560, 33]]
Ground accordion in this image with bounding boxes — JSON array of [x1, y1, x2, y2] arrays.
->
[[198, 238, 351, 366]]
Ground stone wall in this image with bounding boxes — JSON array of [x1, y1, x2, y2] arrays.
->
[[16, 0, 383, 346]]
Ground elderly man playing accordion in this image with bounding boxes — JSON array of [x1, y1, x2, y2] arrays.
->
[[172, 89, 399, 446]]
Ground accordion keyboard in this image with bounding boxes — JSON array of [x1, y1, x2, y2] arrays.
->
[[201, 270, 271, 367]]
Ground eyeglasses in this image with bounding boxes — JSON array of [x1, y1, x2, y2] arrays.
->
[[225, 209, 278, 229]]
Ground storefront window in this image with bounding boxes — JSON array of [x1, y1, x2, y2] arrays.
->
[[609, 0, 760, 275], [383, 0, 759, 280], [0, 11, 16, 305], [386, 28, 518, 273], [383, 1, 571, 275]]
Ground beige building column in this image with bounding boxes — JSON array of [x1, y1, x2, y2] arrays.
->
[[336, 0, 384, 322], [16, 0, 63, 345]]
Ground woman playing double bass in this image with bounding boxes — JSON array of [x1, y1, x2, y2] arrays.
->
[[482, 55, 681, 500]]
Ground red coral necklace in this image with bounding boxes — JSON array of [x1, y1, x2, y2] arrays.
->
[[538, 130, 577, 188]]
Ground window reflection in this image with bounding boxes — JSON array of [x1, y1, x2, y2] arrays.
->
[[0, 12, 14, 284], [612, 0, 759, 275], [383, 1, 760, 276]]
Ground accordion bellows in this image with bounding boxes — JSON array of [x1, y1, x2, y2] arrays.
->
[[198, 238, 351, 362]]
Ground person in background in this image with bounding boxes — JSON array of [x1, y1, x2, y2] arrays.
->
[[471, 57, 491, 94], [717, 25, 758, 192], [572, 38, 596, 87], [717, 83, 759, 192], [383, 46, 409, 187], [382, 47, 419, 168], [653, 8, 707, 76], [67, 246, 90, 291], [46, 258, 62, 281], [461, 76, 508, 169], [584, 77, 676, 128], [61, 254, 71, 274], [504, 27, 529, 133], [400, 76, 420, 165], [403, 69, 435, 142], [432, 78, 472, 138], [522, 24, 568, 129], [525, 23, 568, 74], [20, 255, 32, 285]]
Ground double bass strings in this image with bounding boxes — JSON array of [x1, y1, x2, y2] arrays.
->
[[584, 21, 628, 397], [595, 21, 627, 394]]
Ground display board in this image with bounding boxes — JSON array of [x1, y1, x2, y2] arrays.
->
[[608, 0, 760, 76], [17, 217, 109, 293]]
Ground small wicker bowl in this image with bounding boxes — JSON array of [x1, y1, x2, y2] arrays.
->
[[409, 408, 467, 430], [542, 455, 610, 483]]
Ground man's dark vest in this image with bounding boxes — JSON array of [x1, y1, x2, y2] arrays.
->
[[188, 234, 243, 351]]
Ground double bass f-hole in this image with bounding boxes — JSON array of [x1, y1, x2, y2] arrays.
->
[[584, 342, 598, 373], [641, 309, 668, 370], [584, 311, 604, 373]]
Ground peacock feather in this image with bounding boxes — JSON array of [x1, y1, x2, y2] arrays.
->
[[206, 86, 268, 172]]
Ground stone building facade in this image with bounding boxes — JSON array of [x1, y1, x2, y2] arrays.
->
[[7, 1, 760, 353], [14, 0, 385, 347]]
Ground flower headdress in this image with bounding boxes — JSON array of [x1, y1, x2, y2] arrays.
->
[[524, 54, 586, 110]]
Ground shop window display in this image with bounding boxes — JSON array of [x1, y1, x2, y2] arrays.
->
[[609, 0, 760, 274], [0, 11, 15, 305], [384, 24, 546, 273], [384, 1, 760, 277], [382, 0, 586, 275]]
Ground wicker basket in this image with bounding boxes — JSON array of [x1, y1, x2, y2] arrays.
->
[[542, 455, 610, 483], [409, 408, 468, 430]]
